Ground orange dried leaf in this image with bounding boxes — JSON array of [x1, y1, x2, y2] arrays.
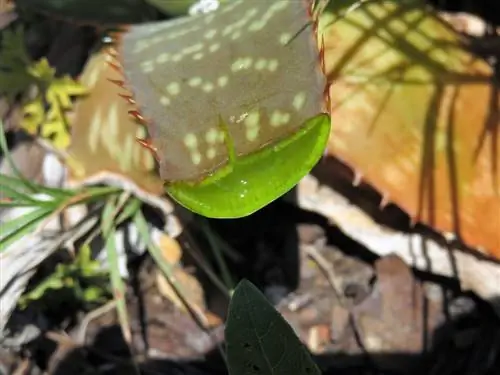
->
[[320, 3, 499, 256]]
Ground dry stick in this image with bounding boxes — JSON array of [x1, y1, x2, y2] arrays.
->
[[45, 331, 140, 367], [303, 244, 348, 307], [11, 358, 30, 375], [77, 300, 117, 344]]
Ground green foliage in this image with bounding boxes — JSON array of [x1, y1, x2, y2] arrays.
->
[[14, 0, 159, 25], [0, 26, 88, 149], [225, 280, 322, 375], [18, 244, 110, 309], [143, 0, 197, 16], [0, 25, 32, 100], [21, 58, 88, 149]]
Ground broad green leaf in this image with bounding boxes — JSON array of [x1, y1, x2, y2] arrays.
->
[[225, 280, 321, 375], [14, 0, 158, 25], [0, 25, 32, 100], [143, 0, 196, 15]]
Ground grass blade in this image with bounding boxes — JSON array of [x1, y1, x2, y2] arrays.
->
[[115, 197, 141, 225], [0, 205, 54, 252], [198, 218, 235, 291], [0, 120, 39, 193], [101, 197, 132, 344]]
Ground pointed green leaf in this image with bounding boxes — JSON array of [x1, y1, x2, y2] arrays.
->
[[226, 279, 321, 375]]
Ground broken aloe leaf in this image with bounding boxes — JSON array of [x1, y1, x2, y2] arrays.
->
[[113, 0, 331, 218], [167, 113, 330, 218]]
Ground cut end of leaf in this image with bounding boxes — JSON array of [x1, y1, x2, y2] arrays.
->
[[165, 113, 331, 218]]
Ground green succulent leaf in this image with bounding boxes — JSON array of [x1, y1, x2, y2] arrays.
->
[[166, 113, 331, 218]]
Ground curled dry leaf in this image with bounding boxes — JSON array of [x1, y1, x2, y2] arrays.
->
[[319, 2, 499, 256], [0, 0, 14, 14], [68, 51, 164, 195], [154, 232, 208, 317]]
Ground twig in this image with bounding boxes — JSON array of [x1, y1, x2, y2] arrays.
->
[[77, 300, 117, 344], [11, 358, 30, 375], [303, 244, 348, 307]]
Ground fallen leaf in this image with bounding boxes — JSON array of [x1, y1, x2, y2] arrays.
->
[[157, 231, 182, 264], [155, 267, 207, 314], [320, 1, 499, 256], [0, 25, 32, 100], [153, 231, 207, 314]]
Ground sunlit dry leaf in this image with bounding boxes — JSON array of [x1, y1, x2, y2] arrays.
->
[[68, 51, 164, 195], [0, 0, 14, 13], [0, 25, 32, 100], [153, 233, 206, 314], [319, 2, 499, 256], [156, 268, 207, 314], [157, 231, 182, 264]]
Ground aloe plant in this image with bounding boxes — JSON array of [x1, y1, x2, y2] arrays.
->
[[108, 0, 332, 218]]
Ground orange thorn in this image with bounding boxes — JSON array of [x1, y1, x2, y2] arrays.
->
[[323, 86, 332, 112], [109, 26, 130, 42], [320, 36, 326, 74], [106, 60, 122, 73], [352, 171, 362, 187], [128, 110, 145, 122], [379, 193, 389, 209], [443, 232, 456, 243], [136, 138, 159, 161], [409, 215, 418, 228], [118, 93, 136, 105], [107, 78, 125, 88], [108, 31, 123, 42]]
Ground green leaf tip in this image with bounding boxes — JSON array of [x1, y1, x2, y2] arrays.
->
[[225, 279, 322, 375], [166, 113, 331, 218]]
